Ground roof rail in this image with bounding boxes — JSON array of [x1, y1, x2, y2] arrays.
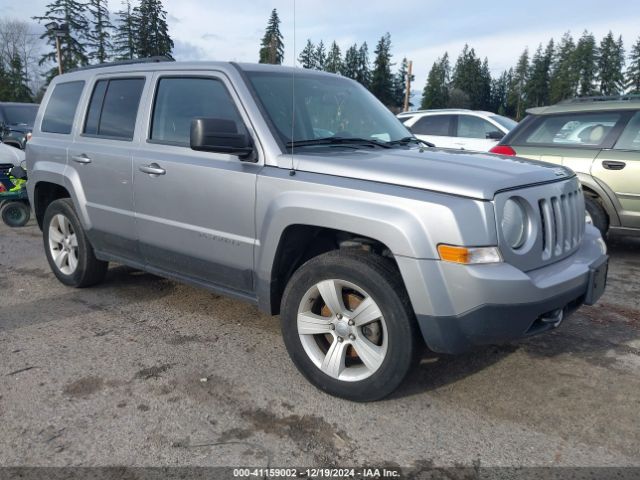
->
[[68, 56, 175, 73], [560, 94, 640, 104]]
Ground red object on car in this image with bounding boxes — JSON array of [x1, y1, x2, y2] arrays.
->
[[489, 145, 516, 156]]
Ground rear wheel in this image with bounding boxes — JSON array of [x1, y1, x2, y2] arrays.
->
[[1, 201, 30, 227], [584, 196, 608, 237], [280, 249, 418, 402], [43, 198, 108, 287]]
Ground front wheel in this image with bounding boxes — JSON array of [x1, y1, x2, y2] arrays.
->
[[280, 250, 419, 402], [584, 196, 608, 237], [43, 198, 108, 287]]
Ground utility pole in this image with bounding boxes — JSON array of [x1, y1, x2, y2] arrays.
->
[[403, 60, 413, 112], [55, 36, 63, 75], [45, 22, 69, 75]]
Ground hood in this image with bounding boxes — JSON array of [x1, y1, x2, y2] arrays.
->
[[278, 147, 574, 200]]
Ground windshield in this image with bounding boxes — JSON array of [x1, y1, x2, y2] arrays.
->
[[245, 71, 411, 148], [2, 105, 38, 126], [490, 115, 518, 131]]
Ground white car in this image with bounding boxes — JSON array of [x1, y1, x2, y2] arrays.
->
[[0, 142, 25, 167], [398, 109, 518, 152]]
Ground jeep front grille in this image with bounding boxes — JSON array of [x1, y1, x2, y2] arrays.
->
[[538, 189, 585, 261]]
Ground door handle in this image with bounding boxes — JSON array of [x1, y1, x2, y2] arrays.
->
[[602, 160, 626, 170], [139, 163, 166, 176], [71, 154, 92, 164]]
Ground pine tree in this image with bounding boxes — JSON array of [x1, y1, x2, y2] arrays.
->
[[479, 57, 492, 110], [421, 53, 450, 109], [33, 0, 89, 79], [113, 0, 137, 60], [135, 0, 173, 58], [342, 44, 359, 80], [451, 45, 485, 109], [314, 41, 326, 70], [526, 40, 554, 107], [598, 32, 625, 95], [86, 0, 113, 63], [574, 30, 598, 96], [627, 37, 640, 93], [325, 41, 342, 74], [510, 48, 529, 120], [550, 32, 578, 102], [259, 8, 284, 64], [490, 71, 510, 115], [393, 57, 413, 109], [298, 39, 315, 69], [355, 42, 370, 88], [6, 54, 33, 101], [370, 33, 394, 106]]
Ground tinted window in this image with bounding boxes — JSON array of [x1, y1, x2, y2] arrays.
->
[[2, 105, 38, 126], [524, 113, 621, 147], [151, 77, 242, 145], [614, 111, 640, 151], [411, 115, 452, 136], [84, 78, 144, 139], [457, 115, 499, 139], [41, 81, 85, 134], [84, 80, 108, 135]]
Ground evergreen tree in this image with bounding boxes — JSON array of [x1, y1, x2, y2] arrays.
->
[[479, 57, 492, 110], [298, 39, 315, 69], [314, 41, 326, 70], [113, 0, 137, 60], [627, 36, 640, 93], [135, 0, 173, 58], [598, 32, 625, 95], [355, 42, 370, 88], [393, 57, 413, 109], [0, 62, 10, 101], [550, 32, 578, 102], [510, 48, 529, 120], [490, 70, 510, 115], [370, 33, 394, 106], [5, 54, 33, 102], [574, 30, 598, 96], [526, 40, 554, 107], [421, 53, 450, 109], [33, 0, 89, 79], [451, 44, 486, 109], [342, 44, 359, 80], [325, 41, 342, 74], [258, 8, 284, 64], [86, 0, 113, 63]]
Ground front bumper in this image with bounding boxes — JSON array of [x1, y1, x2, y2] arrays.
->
[[397, 225, 608, 354]]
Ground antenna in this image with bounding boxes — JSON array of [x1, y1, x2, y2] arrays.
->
[[289, 0, 297, 176]]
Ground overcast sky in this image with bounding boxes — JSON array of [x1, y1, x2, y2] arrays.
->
[[4, 0, 640, 97]]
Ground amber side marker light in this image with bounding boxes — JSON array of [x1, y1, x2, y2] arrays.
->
[[437, 244, 502, 265]]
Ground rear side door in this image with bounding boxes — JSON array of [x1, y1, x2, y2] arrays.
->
[[406, 114, 455, 148], [592, 111, 640, 228], [454, 114, 503, 152], [133, 72, 260, 295], [67, 75, 147, 260]]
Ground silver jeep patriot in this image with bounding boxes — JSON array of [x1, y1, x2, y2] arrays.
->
[[26, 60, 609, 401]]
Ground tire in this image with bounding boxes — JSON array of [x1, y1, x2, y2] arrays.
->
[[1, 201, 30, 227], [280, 249, 419, 402], [43, 198, 108, 287], [584, 196, 608, 237]]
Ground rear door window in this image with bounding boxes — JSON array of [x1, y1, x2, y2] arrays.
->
[[523, 113, 622, 147], [41, 81, 85, 134], [83, 78, 145, 140], [411, 115, 453, 136], [614, 111, 640, 151]]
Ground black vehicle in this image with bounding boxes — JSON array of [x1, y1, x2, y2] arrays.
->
[[0, 102, 39, 150]]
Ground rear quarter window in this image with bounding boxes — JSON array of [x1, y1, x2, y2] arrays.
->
[[41, 81, 85, 134], [522, 112, 622, 147]]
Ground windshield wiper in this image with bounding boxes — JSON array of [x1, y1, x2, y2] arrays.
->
[[387, 136, 435, 148], [286, 136, 392, 149]]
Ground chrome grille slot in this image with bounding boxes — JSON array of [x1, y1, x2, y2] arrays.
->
[[537, 188, 584, 261]]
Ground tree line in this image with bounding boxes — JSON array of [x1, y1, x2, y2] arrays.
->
[[422, 31, 640, 120], [258, 9, 414, 111]]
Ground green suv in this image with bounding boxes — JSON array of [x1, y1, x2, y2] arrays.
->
[[491, 97, 640, 236]]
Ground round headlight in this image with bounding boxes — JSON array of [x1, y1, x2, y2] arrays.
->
[[502, 198, 527, 249]]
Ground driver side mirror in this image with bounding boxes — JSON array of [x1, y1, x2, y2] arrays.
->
[[486, 130, 504, 140], [190, 118, 255, 161]]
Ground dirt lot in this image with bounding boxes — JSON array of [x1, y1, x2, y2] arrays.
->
[[1, 220, 639, 470]]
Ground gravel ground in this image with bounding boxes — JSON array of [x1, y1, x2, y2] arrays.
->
[[0, 220, 639, 471]]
